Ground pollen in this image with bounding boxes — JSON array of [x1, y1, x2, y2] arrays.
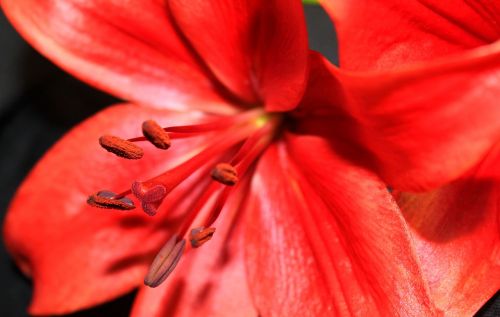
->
[[142, 120, 171, 150], [211, 163, 238, 186], [87, 190, 135, 210], [99, 135, 144, 159]]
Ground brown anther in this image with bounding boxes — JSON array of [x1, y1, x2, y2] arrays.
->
[[190, 227, 216, 248], [87, 190, 135, 210], [99, 135, 144, 159], [211, 163, 238, 186], [142, 120, 171, 150], [145, 235, 186, 288]]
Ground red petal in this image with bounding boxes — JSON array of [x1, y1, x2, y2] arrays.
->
[[1, 0, 235, 113], [244, 135, 440, 316], [396, 145, 500, 316], [168, 0, 309, 111], [131, 183, 257, 317], [321, 0, 500, 71], [304, 46, 500, 191], [294, 52, 346, 117], [3, 104, 213, 314]]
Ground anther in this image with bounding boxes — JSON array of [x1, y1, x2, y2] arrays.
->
[[211, 163, 238, 186], [142, 120, 171, 150], [190, 227, 216, 248], [99, 135, 144, 159], [87, 190, 135, 210], [144, 235, 186, 288]]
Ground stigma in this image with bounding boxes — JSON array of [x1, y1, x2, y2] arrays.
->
[[87, 109, 280, 287]]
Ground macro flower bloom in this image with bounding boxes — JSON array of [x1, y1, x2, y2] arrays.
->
[[1, 1, 500, 317]]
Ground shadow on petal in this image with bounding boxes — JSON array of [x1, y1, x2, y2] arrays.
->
[[106, 250, 156, 275], [399, 178, 495, 242], [117, 216, 150, 229]]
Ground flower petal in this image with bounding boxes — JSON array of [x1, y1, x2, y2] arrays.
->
[[168, 0, 309, 111], [131, 182, 257, 317], [321, 0, 500, 71], [302, 48, 500, 191], [294, 52, 347, 117], [396, 145, 500, 317], [244, 135, 439, 316], [1, 0, 235, 113], [3, 104, 214, 314]]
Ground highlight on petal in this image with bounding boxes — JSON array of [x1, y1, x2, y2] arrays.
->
[[131, 182, 257, 317], [3, 104, 214, 314], [396, 145, 500, 317], [303, 45, 500, 191], [0, 0, 235, 113], [244, 135, 439, 316], [168, 0, 309, 111], [321, 0, 500, 71]]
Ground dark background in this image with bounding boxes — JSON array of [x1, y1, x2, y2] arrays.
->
[[0, 5, 498, 317]]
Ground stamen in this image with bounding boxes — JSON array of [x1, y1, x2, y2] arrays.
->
[[127, 131, 208, 142], [130, 121, 260, 215], [199, 185, 232, 229], [149, 116, 278, 237], [190, 227, 216, 248], [87, 190, 135, 210], [199, 125, 276, 229], [89, 111, 282, 288], [163, 109, 262, 134], [127, 109, 265, 144], [144, 235, 186, 288], [99, 135, 144, 159], [142, 120, 171, 150], [211, 163, 238, 186], [175, 182, 220, 239]]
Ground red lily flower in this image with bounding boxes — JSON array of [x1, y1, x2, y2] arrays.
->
[[2, 1, 499, 316]]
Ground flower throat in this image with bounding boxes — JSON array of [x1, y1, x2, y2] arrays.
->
[[87, 108, 281, 287]]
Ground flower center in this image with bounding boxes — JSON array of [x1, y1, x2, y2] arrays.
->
[[87, 108, 281, 287]]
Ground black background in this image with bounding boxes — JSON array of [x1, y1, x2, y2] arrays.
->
[[0, 5, 498, 317]]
